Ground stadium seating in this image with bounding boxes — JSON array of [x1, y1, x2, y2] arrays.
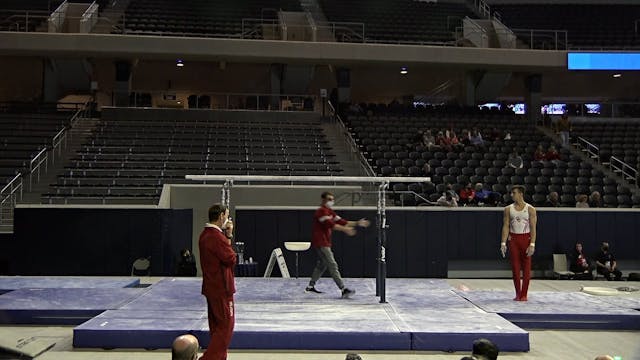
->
[[119, 0, 301, 38], [571, 120, 640, 169], [0, 112, 70, 188], [493, 4, 640, 49], [347, 105, 630, 207], [43, 114, 341, 204], [319, 0, 475, 44]]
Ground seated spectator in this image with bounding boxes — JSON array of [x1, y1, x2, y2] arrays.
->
[[595, 242, 622, 281], [460, 129, 472, 146], [570, 242, 594, 279], [474, 183, 499, 207], [172, 334, 199, 360], [472, 338, 499, 360], [423, 130, 438, 150], [544, 192, 561, 207], [575, 194, 589, 208], [507, 152, 523, 169], [546, 145, 560, 161], [504, 131, 512, 140], [533, 145, 547, 161], [490, 128, 502, 141], [446, 183, 460, 201], [437, 191, 458, 207], [422, 163, 431, 176], [470, 129, 485, 147], [448, 130, 463, 151], [436, 131, 452, 152], [175, 249, 197, 277], [459, 183, 476, 206], [589, 191, 603, 208]]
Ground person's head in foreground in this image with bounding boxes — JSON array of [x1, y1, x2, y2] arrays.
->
[[472, 338, 499, 360], [172, 334, 199, 360], [345, 353, 362, 360]]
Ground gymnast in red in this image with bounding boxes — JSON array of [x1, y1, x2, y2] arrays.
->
[[500, 185, 537, 301]]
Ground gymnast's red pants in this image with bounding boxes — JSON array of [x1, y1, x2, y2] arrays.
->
[[509, 233, 531, 299], [202, 297, 235, 360]]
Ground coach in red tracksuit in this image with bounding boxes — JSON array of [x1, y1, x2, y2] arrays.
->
[[199, 204, 236, 360], [500, 185, 537, 302]]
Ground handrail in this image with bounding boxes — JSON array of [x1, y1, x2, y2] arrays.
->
[[510, 28, 568, 50], [610, 156, 638, 187], [576, 136, 600, 163], [0, 173, 23, 226], [328, 101, 376, 177]]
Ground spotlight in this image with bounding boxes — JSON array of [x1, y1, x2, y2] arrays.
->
[[400, 67, 408, 75], [176, 59, 184, 67], [613, 73, 621, 78]]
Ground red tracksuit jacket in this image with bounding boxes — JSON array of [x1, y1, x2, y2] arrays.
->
[[199, 224, 236, 299]]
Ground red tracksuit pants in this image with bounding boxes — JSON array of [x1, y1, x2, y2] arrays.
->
[[509, 233, 531, 299], [202, 296, 235, 360]]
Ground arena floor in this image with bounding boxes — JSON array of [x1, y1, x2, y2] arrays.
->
[[1, 278, 638, 360]]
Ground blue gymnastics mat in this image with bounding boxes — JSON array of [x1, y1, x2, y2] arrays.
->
[[73, 278, 529, 351], [0, 276, 140, 295], [454, 290, 640, 330], [0, 288, 146, 325]]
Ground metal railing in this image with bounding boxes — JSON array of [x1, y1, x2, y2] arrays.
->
[[511, 28, 568, 50], [315, 21, 365, 43], [610, 156, 638, 187], [0, 173, 23, 228], [241, 17, 281, 39], [0, 9, 50, 32], [576, 136, 600, 163], [328, 101, 375, 177], [125, 91, 318, 112]]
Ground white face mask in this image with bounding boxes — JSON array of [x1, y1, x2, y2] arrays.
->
[[326, 200, 335, 208]]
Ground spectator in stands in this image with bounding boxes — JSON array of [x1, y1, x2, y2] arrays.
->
[[474, 183, 499, 207], [570, 242, 594, 279], [470, 129, 485, 147], [575, 194, 589, 208], [175, 249, 197, 277], [589, 191, 603, 208], [546, 145, 560, 162], [533, 145, 547, 161], [447, 130, 463, 151], [471, 338, 499, 360], [437, 191, 458, 207], [459, 183, 476, 206], [422, 163, 431, 176], [436, 131, 452, 152], [172, 334, 199, 360], [507, 152, 523, 169], [422, 130, 438, 150], [446, 183, 460, 202], [544, 192, 560, 207], [504, 131, 512, 140], [460, 129, 472, 146], [490, 128, 502, 141], [595, 242, 623, 281], [556, 113, 571, 147]]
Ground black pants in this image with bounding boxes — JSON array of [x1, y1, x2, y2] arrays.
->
[[598, 267, 622, 281]]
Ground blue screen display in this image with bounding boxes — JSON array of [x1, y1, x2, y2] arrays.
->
[[568, 53, 640, 70]]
